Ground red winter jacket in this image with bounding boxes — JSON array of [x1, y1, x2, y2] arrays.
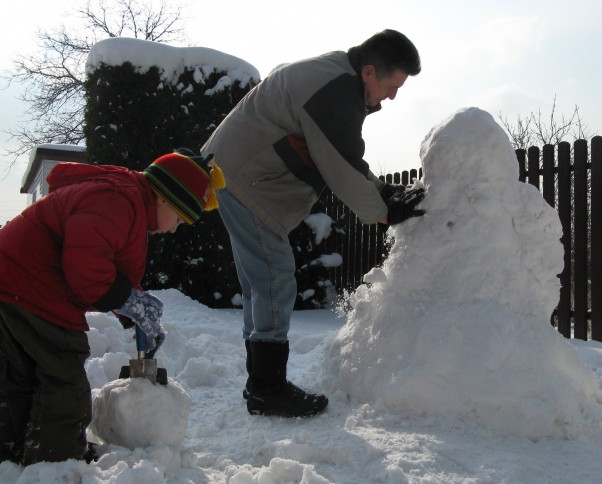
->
[[0, 162, 158, 331]]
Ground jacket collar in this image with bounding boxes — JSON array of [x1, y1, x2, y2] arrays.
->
[[347, 47, 382, 115]]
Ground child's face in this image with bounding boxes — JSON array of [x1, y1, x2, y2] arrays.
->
[[151, 197, 186, 234]]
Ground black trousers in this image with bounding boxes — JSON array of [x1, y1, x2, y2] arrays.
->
[[0, 302, 91, 465]]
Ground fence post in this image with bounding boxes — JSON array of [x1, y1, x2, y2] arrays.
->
[[409, 169, 418, 183], [591, 137, 602, 340], [556, 142, 572, 337], [527, 146, 540, 188], [361, 223, 371, 279], [542, 144, 555, 208], [516, 149, 526, 182], [573, 139, 589, 340]]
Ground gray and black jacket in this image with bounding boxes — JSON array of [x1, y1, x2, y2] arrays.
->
[[202, 47, 387, 240]]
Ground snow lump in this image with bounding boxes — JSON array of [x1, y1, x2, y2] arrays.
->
[[90, 376, 191, 449]]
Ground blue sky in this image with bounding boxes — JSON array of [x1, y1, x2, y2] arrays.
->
[[1, 0, 600, 222]]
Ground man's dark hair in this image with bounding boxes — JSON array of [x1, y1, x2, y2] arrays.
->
[[356, 29, 421, 77]]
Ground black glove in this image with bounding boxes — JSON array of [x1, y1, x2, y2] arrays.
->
[[145, 331, 166, 359], [386, 187, 426, 225], [379, 182, 407, 203], [118, 315, 135, 329]]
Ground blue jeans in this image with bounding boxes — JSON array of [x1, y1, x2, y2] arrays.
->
[[217, 189, 296, 342]]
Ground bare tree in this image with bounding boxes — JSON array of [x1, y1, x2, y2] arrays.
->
[[2, 0, 187, 166], [499, 96, 596, 151], [75, 0, 185, 42]]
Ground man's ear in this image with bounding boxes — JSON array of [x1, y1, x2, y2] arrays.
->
[[361, 64, 376, 81]]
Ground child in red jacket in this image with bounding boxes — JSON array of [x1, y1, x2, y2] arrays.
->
[[0, 149, 223, 466]]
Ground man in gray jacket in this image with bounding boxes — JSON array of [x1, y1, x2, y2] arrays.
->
[[202, 29, 424, 418]]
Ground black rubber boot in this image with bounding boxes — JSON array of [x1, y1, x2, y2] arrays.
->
[[243, 339, 251, 400], [83, 441, 101, 464], [246, 340, 328, 418]]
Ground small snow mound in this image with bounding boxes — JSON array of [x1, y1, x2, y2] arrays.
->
[[90, 377, 190, 449]]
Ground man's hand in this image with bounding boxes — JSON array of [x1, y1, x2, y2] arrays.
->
[[379, 182, 406, 201], [383, 186, 426, 225]]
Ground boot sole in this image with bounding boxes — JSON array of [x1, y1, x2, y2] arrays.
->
[[247, 396, 328, 418]]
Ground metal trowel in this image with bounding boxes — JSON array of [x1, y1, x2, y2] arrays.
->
[[119, 324, 168, 385]]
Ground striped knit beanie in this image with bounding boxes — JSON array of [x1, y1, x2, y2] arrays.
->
[[143, 150, 226, 224]]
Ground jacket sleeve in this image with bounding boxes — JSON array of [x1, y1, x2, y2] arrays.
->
[[61, 190, 136, 311], [300, 74, 388, 224], [92, 271, 132, 312]]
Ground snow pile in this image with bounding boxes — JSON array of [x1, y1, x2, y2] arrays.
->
[[328, 107, 602, 438], [4, 290, 602, 482], [86, 37, 260, 87], [90, 377, 191, 449]]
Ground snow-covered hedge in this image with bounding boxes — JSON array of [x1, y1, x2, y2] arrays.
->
[[83, 38, 342, 309]]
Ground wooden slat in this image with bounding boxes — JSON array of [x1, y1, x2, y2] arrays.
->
[[542, 144, 555, 208], [591, 137, 602, 340], [516, 149, 526, 182], [527, 146, 540, 189], [555, 142, 572, 337], [573, 139, 589, 340], [409, 169, 418, 183], [361, 223, 370, 278]]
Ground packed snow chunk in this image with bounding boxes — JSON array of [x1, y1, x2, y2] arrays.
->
[[304, 213, 333, 244], [329, 107, 602, 439], [90, 377, 191, 449]]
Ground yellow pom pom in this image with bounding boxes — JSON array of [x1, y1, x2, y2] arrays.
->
[[202, 159, 225, 211], [209, 161, 226, 191], [205, 191, 219, 211]]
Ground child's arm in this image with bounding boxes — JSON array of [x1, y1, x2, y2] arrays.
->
[[60, 190, 138, 310]]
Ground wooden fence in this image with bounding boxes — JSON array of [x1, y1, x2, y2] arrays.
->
[[320, 168, 422, 294], [320, 136, 602, 341], [517, 136, 602, 341]]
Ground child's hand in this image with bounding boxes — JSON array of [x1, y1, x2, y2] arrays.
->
[[117, 289, 163, 340]]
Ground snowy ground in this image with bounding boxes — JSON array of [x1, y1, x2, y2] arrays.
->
[[4, 108, 602, 483], [0, 289, 602, 483]]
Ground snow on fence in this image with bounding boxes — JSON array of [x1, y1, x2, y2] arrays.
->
[[321, 136, 602, 341]]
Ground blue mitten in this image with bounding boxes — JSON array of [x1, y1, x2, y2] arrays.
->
[[117, 289, 164, 348]]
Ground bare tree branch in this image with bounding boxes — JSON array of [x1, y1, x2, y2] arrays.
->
[[499, 95, 596, 151], [74, 0, 185, 42], [2, 0, 187, 171], [499, 112, 533, 151]]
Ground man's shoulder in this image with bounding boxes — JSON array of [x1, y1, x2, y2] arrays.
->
[[294, 50, 350, 70], [267, 50, 355, 93]]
